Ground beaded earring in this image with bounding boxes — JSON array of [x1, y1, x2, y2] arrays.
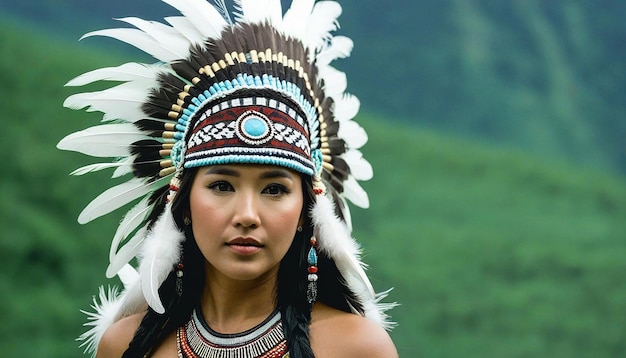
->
[[307, 236, 318, 304], [175, 261, 184, 297], [176, 214, 192, 298]]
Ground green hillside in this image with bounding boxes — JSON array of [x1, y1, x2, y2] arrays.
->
[[2, 19, 626, 357]]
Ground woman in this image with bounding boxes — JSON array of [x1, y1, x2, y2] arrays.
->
[[59, 0, 396, 356], [97, 164, 396, 357]]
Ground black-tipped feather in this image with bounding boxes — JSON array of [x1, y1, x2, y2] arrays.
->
[[134, 119, 167, 137], [327, 138, 346, 153], [328, 156, 350, 179]]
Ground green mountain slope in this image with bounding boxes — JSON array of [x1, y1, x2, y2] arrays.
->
[[1, 20, 625, 358], [355, 118, 626, 357]]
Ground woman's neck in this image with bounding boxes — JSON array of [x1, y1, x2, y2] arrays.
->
[[199, 263, 278, 334]]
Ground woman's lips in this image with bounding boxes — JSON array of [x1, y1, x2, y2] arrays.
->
[[227, 237, 262, 255]]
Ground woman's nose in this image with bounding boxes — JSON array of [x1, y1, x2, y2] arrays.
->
[[233, 191, 261, 229]]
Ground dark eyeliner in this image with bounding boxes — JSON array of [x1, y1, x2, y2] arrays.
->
[[264, 183, 290, 195], [208, 181, 233, 192]]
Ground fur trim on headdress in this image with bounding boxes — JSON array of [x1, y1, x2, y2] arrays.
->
[[77, 285, 122, 356], [77, 265, 140, 357]]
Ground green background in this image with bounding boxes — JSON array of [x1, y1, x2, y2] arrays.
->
[[1, 1, 625, 357]]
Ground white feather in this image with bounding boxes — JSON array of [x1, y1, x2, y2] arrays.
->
[[66, 63, 158, 87], [316, 35, 352, 66], [161, 0, 229, 39], [338, 120, 368, 149], [70, 162, 126, 176], [112, 156, 136, 178], [116, 17, 191, 59], [266, 0, 284, 26], [342, 175, 369, 208], [108, 197, 152, 267], [82, 28, 182, 62], [77, 285, 123, 357], [333, 93, 360, 121], [165, 16, 205, 44], [117, 264, 140, 288], [372, 289, 399, 331], [305, 0, 342, 52], [63, 81, 153, 123], [107, 225, 149, 278], [341, 149, 373, 181], [69, 156, 137, 177], [114, 279, 147, 322], [114, 266, 147, 323], [234, 0, 282, 25], [311, 194, 395, 328], [337, 195, 353, 231], [282, 0, 314, 41], [317, 64, 347, 97], [78, 176, 168, 224], [138, 203, 185, 314], [77, 264, 144, 357], [57, 123, 146, 158], [211, 0, 234, 26], [311, 196, 372, 296], [311, 194, 360, 267]]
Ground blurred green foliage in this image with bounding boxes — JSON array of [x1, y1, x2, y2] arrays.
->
[[339, 0, 626, 173], [355, 118, 626, 356], [1, 10, 626, 358]]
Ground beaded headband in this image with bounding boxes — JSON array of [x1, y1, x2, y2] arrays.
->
[[182, 97, 316, 175], [58, 1, 393, 354]]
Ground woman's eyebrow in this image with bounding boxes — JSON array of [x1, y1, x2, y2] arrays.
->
[[260, 169, 294, 180], [202, 167, 240, 177]]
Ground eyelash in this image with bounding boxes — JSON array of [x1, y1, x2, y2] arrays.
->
[[263, 184, 289, 196], [207, 181, 289, 196], [208, 181, 233, 192]]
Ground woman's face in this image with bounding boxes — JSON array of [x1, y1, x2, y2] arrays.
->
[[189, 164, 303, 282]]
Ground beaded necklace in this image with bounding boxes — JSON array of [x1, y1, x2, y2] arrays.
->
[[177, 308, 289, 358]]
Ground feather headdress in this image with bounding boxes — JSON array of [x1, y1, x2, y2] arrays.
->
[[59, 0, 394, 354]]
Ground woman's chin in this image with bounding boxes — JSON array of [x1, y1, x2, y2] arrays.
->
[[210, 261, 279, 283]]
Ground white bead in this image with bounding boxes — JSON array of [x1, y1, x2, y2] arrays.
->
[[308, 274, 318, 282]]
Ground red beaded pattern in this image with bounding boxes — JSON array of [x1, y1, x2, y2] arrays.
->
[[177, 309, 289, 358]]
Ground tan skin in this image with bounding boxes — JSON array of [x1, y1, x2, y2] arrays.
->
[[96, 164, 398, 357]]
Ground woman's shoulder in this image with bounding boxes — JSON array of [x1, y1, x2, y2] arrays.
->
[[310, 303, 398, 358], [95, 312, 144, 358]]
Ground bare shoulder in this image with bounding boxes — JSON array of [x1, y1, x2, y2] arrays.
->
[[95, 313, 143, 358], [310, 303, 398, 358]]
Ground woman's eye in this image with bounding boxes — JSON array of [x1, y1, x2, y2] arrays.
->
[[208, 181, 233, 192], [263, 184, 288, 196]]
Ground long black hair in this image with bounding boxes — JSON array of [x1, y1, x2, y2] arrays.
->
[[122, 167, 363, 357]]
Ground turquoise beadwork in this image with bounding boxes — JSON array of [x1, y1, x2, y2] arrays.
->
[[243, 117, 268, 138], [307, 247, 318, 266]]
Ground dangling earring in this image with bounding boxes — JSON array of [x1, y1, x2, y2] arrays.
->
[[176, 262, 185, 297], [175, 260, 184, 297], [176, 215, 191, 298], [307, 236, 318, 304]]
